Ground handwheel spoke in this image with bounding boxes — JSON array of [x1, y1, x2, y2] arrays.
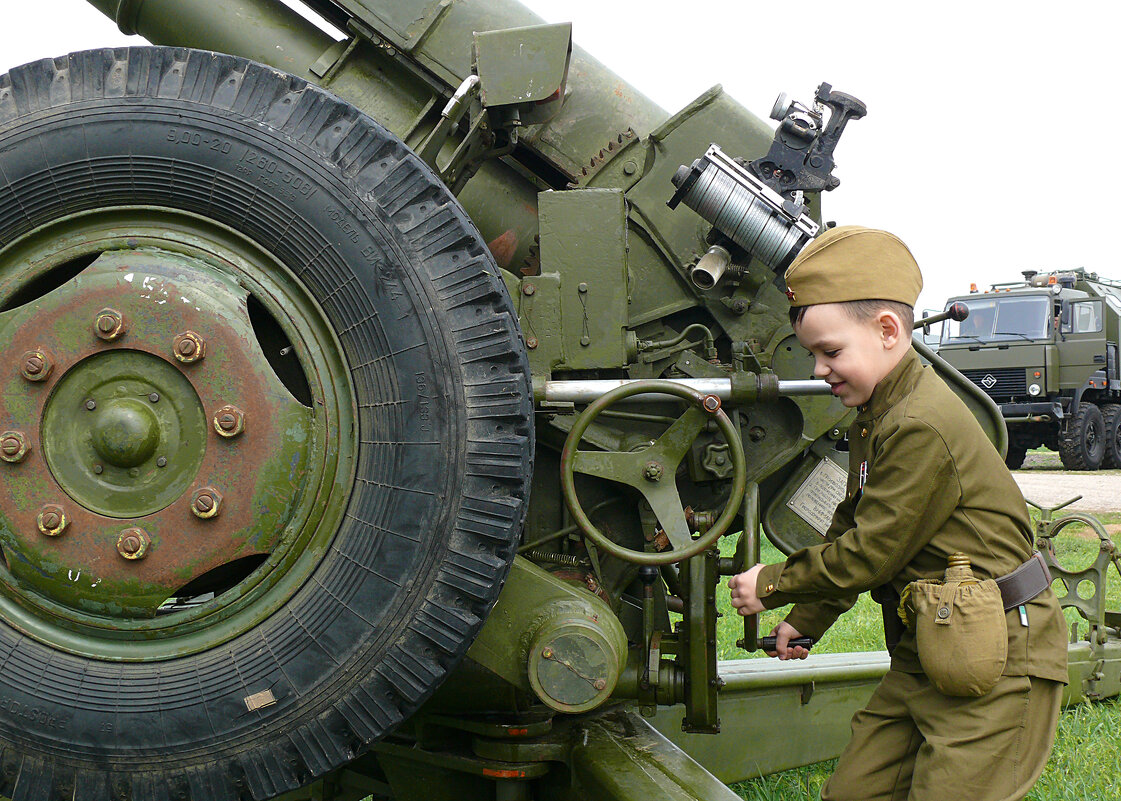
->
[[648, 406, 709, 468], [571, 449, 650, 489], [642, 484, 693, 551]]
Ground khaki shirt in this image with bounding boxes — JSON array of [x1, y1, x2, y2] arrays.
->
[[757, 348, 1068, 683]]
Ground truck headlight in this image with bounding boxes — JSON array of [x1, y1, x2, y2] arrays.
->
[[1028, 383, 1041, 396]]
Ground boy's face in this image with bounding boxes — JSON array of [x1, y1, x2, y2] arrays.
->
[[793, 303, 906, 407]]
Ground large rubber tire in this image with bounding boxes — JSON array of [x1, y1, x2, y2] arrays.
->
[[1003, 442, 1027, 470], [1058, 402, 1105, 471], [0, 48, 531, 800], [1101, 403, 1121, 469]]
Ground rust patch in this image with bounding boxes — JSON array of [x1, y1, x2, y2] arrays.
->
[[0, 251, 313, 616], [486, 229, 518, 269]]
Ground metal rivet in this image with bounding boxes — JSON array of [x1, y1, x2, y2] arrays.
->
[[213, 405, 245, 438], [622, 160, 638, 175], [541, 647, 553, 659], [594, 678, 607, 691], [37, 504, 67, 537], [148, 393, 159, 403], [191, 487, 222, 519], [173, 331, 206, 364], [94, 308, 126, 341], [526, 337, 538, 349], [85, 399, 97, 411], [117, 527, 150, 560], [522, 283, 536, 296], [0, 431, 29, 464], [156, 456, 167, 468], [578, 282, 588, 293], [20, 350, 52, 382], [93, 464, 103, 475]]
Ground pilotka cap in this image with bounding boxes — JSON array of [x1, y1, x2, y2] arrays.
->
[[783, 225, 922, 308]]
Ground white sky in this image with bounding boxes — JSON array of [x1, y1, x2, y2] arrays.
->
[[3, 1, 1119, 314]]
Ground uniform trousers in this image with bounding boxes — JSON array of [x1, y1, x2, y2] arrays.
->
[[821, 668, 1062, 801]]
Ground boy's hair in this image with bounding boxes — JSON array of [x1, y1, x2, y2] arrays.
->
[[789, 299, 915, 331]]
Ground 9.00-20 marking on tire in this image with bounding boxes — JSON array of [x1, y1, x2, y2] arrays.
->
[[166, 127, 232, 154]]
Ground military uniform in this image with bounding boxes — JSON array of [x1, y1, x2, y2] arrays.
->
[[755, 226, 1068, 801]]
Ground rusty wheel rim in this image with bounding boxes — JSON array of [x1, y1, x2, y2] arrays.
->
[[0, 208, 357, 659]]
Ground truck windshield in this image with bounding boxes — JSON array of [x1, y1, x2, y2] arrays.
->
[[940, 295, 1050, 345]]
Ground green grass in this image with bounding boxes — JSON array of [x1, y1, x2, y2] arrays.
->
[[722, 515, 1121, 800]]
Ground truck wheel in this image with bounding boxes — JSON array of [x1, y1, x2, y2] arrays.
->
[[1101, 404, 1121, 469], [1058, 403, 1105, 471], [0, 48, 531, 801], [1004, 442, 1027, 470]]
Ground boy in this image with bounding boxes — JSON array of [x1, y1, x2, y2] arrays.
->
[[727, 226, 1067, 801]]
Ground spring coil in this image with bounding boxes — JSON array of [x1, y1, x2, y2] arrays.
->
[[522, 549, 585, 567]]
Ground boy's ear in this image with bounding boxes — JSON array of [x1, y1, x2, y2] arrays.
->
[[876, 309, 904, 348]]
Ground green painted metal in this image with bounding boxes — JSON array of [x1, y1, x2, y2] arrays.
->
[[463, 556, 628, 711], [570, 710, 742, 801], [654, 653, 890, 782], [43, 351, 207, 518], [31, 2, 1115, 799], [475, 23, 571, 108], [526, 189, 634, 371], [560, 380, 747, 565], [0, 209, 356, 659]]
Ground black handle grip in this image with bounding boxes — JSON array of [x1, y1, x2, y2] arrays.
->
[[759, 635, 814, 652]]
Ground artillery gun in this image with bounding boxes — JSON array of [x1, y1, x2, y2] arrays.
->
[[0, 2, 1115, 801]]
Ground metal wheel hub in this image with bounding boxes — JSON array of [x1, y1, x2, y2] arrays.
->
[[0, 248, 319, 623], [43, 350, 207, 518]]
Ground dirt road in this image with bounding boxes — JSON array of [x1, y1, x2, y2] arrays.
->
[[1013, 451, 1121, 514]]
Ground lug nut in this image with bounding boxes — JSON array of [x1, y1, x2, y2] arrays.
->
[[191, 487, 223, 519], [213, 405, 245, 438], [173, 331, 206, 364], [20, 350, 52, 382], [117, 527, 150, 560], [94, 308, 126, 341], [0, 431, 29, 464], [37, 504, 68, 537]]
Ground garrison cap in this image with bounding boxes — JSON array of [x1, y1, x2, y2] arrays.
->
[[783, 225, 922, 308]]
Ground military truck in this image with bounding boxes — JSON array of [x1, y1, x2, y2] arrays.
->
[[0, 2, 1116, 801], [938, 269, 1121, 470]]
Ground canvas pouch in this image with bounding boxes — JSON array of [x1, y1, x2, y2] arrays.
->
[[909, 576, 1007, 697]]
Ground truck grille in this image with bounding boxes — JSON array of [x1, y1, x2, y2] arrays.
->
[[960, 368, 1026, 399]]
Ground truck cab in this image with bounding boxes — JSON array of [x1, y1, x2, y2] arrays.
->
[[937, 270, 1121, 470]]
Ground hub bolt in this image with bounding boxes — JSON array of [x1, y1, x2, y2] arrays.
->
[[173, 331, 206, 364], [36, 504, 68, 537], [94, 308, 126, 341], [213, 405, 245, 438], [191, 487, 223, 519], [20, 350, 52, 382], [0, 431, 29, 464], [117, 527, 150, 560], [643, 461, 664, 481]]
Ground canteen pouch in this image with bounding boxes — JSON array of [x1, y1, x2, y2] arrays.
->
[[911, 577, 1007, 697]]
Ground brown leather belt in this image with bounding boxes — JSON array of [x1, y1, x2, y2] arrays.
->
[[996, 552, 1051, 610]]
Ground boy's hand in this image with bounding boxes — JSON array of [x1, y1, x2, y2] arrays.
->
[[727, 564, 765, 615], [766, 622, 811, 661]]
